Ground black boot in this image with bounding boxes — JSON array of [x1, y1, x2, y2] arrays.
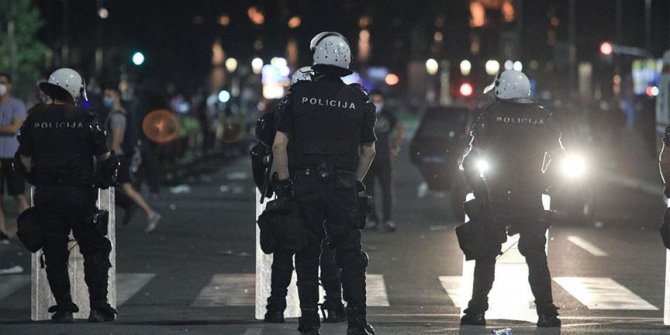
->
[[48, 303, 79, 323], [537, 314, 561, 327], [346, 306, 374, 335], [537, 304, 561, 327], [264, 310, 285, 323], [88, 303, 118, 322], [320, 299, 346, 323], [298, 309, 320, 335], [460, 312, 486, 326], [264, 296, 286, 323]]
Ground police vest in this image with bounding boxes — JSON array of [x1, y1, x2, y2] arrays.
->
[[290, 78, 364, 171], [23, 104, 101, 186], [476, 100, 561, 190]]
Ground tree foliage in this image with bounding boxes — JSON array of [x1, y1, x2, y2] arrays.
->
[[0, 0, 46, 83]]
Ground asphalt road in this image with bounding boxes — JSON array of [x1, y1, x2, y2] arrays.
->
[[1, 137, 669, 335]]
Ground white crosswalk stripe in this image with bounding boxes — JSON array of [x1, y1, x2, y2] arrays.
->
[[192, 273, 390, 307], [554, 277, 658, 310], [116, 273, 155, 306], [441, 275, 658, 311]]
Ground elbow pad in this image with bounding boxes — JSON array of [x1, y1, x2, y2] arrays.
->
[[12, 153, 35, 185]]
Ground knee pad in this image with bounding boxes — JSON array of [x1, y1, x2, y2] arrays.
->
[[358, 251, 369, 268]]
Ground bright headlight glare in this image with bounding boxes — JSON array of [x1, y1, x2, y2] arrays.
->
[[561, 154, 586, 178], [476, 159, 490, 177]]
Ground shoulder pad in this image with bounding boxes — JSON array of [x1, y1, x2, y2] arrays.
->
[[27, 103, 48, 115], [349, 84, 371, 100]]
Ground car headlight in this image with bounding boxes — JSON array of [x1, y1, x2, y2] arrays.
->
[[561, 153, 587, 178], [476, 158, 490, 177]]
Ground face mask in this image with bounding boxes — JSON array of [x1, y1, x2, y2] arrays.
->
[[103, 97, 114, 108], [0, 84, 7, 97], [374, 102, 383, 112]]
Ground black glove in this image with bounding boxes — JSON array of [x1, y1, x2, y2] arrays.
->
[[13, 153, 35, 185], [97, 152, 120, 189], [274, 177, 292, 198]]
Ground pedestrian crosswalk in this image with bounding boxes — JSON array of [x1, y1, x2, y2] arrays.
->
[[0, 272, 659, 312]]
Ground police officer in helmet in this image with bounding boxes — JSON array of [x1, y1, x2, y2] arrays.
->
[[460, 70, 562, 327], [15, 68, 119, 323], [263, 66, 347, 324], [271, 32, 377, 335]]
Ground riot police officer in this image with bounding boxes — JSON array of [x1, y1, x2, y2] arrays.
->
[[271, 32, 376, 335], [15, 68, 119, 323], [460, 70, 562, 327], [263, 66, 346, 324]]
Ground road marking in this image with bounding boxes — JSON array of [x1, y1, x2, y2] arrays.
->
[[567, 236, 609, 256], [242, 328, 263, 335], [0, 274, 29, 300], [438, 276, 466, 308], [192, 273, 256, 307], [193, 273, 389, 307], [554, 277, 657, 310], [366, 274, 390, 307], [116, 273, 155, 306]]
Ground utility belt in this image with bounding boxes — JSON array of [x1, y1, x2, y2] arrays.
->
[[294, 163, 356, 180]]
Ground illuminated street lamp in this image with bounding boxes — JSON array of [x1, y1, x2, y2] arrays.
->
[[460, 60, 472, 76], [225, 58, 238, 72], [485, 60, 500, 75], [132, 52, 145, 66], [252, 58, 263, 74], [426, 59, 439, 75]]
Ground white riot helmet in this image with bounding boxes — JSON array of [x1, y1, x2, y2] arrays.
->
[[483, 70, 531, 100], [291, 66, 314, 84], [310, 32, 352, 76], [39, 68, 85, 103]]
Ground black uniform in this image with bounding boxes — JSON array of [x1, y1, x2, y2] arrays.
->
[[257, 95, 346, 322], [462, 98, 562, 318], [276, 75, 376, 332], [17, 104, 112, 315]]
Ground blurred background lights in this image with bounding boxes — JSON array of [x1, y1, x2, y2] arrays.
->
[[460, 60, 472, 76], [225, 58, 238, 72], [132, 52, 145, 66], [218, 90, 231, 103], [485, 60, 500, 75], [251, 58, 263, 74], [425, 59, 439, 75], [385, 73, 400, 86]]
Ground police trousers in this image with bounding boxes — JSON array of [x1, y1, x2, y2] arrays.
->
[[363, 160, 393, 222], [292, 170, 368, 313], [35, 186, 112, 309], [465, 219, 557, 316], [267, 240, 342, 311]]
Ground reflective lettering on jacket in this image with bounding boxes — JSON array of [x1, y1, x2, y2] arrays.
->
[[33, 122, 85, 129], [300, 97, 357, 110], [495, 116, 545, 125]]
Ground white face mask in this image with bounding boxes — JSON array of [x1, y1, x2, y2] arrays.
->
[[0, 84, 7, 97], [373, 102, 383, 112]]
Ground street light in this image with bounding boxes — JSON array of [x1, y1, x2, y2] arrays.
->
[[132, 52, 145, 66], [225, 58, 238, 72], [459, 82, 474, 97], [426, 59, 439, 75], [460, 60, 472, 76], [251, 58, 263, 74], [485, 60, 500, 75]]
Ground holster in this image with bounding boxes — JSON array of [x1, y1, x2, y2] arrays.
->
[[257, 198, 306, 254], [358, 194, 373, 229], [87, 209, 110, 236], [456, 198, 490, 260]]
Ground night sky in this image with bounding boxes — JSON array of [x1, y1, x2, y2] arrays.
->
[[33, 0, 670, 95]]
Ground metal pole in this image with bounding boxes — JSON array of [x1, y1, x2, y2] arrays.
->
[[616, 0, 623, 44], [568, 0, 576, 96]]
